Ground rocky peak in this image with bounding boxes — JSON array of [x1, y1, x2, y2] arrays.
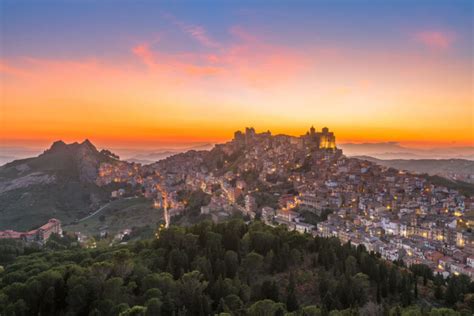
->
[[39, 139, 117, 183], [44, 139, 99, 156], [80, 139, 97, 152], [46, 140, 68, 153]]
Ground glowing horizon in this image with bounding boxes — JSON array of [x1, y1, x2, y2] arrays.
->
[[1, 1, 473, 149]]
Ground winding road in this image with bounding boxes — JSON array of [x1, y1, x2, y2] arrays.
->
[[77, 196, 137, 222]]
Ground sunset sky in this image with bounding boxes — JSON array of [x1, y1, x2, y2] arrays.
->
[[1, 0, 473, 149]]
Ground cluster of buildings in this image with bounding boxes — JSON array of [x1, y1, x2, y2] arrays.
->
[[0, 218, 62, 243], [312, 161, 474, 279], [95, 126, 474, 279], [96, 161, 143, 186]]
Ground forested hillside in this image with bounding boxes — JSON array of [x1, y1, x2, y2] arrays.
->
[[0, 220, 473, 315]]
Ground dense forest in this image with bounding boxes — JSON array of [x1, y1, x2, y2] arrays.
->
[[0, 220, 473, 316]]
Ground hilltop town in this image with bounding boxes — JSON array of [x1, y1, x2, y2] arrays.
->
[[1, 126, 473, 315], [94, 126, 474, 280]]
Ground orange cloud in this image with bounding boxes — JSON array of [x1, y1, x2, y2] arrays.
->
[[414, 31, 454, 50]]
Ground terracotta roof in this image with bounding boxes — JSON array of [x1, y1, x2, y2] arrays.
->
[[0, 230, 22, 239]]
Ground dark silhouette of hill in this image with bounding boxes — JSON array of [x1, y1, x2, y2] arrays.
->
[[0, 140, 121, 230]]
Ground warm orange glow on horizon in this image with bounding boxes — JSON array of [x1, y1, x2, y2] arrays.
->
[[1, 27, 472, 149]]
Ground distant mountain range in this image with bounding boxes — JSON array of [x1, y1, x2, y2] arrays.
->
[[340, 142, 474, 160], [355, 156, 474, 183], [0, 140, 121, 231], [0, 147, 44, 166]]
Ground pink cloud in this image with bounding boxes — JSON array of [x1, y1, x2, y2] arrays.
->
[[0, 60, 31, 78], [132, 43, 158, 69], [131, 25, 312, 88], [206, 54, 220, 63], [132, 15, 312, 86], [131, 43, 223, 76], [182, 24, 219, 48], [229, 25, 258, 42], [163, 13, 220, 48], [414, 31, 454, 50]]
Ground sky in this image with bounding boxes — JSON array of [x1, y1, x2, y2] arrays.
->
[[1, 0, 473, 149]]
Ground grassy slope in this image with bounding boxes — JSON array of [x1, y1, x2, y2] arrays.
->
[[0, 182, 114, 231], [63, 197, 160, 236]]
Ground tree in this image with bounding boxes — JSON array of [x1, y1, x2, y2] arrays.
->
[[145, 298, 162, 316], [434, 273, 444, 300], [119, 305, 146, 316], [144, 288, 162, 302], [359, 302, 382, 316], [222, 294, 243, 313], [444, 274, 471, 306], [179, 271, 209, 315], [429, 308, 460, 316], [400, 275, 412, 306], [286, 272, 298, 312], [10, 299, 28, 316], [445, 279, 458, 306], [409, 264, 433, 286], [414, 277, 418, 299], [344, 256, 357, 276], [112, 303, 130, 315], [261, 280, 279, 302], [167, 249, 189, 279], [388, 267, 398, 294], [247, 299, 286, 316], [66, 284, 88, 315], [40, 286, 55, 315], [435, 284, 444, 301], [224, 250, 239, 278], [398, 305, 422, 316], [103, 277, 124, 303], [241, 252, 263, 283], [0, 219, 462, 315], [302, 306, 322, 316]]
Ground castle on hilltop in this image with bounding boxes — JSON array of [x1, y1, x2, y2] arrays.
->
[[233, 127, 271, 146], [302, 126, 336, 150], [233, 126, 337, 151]]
